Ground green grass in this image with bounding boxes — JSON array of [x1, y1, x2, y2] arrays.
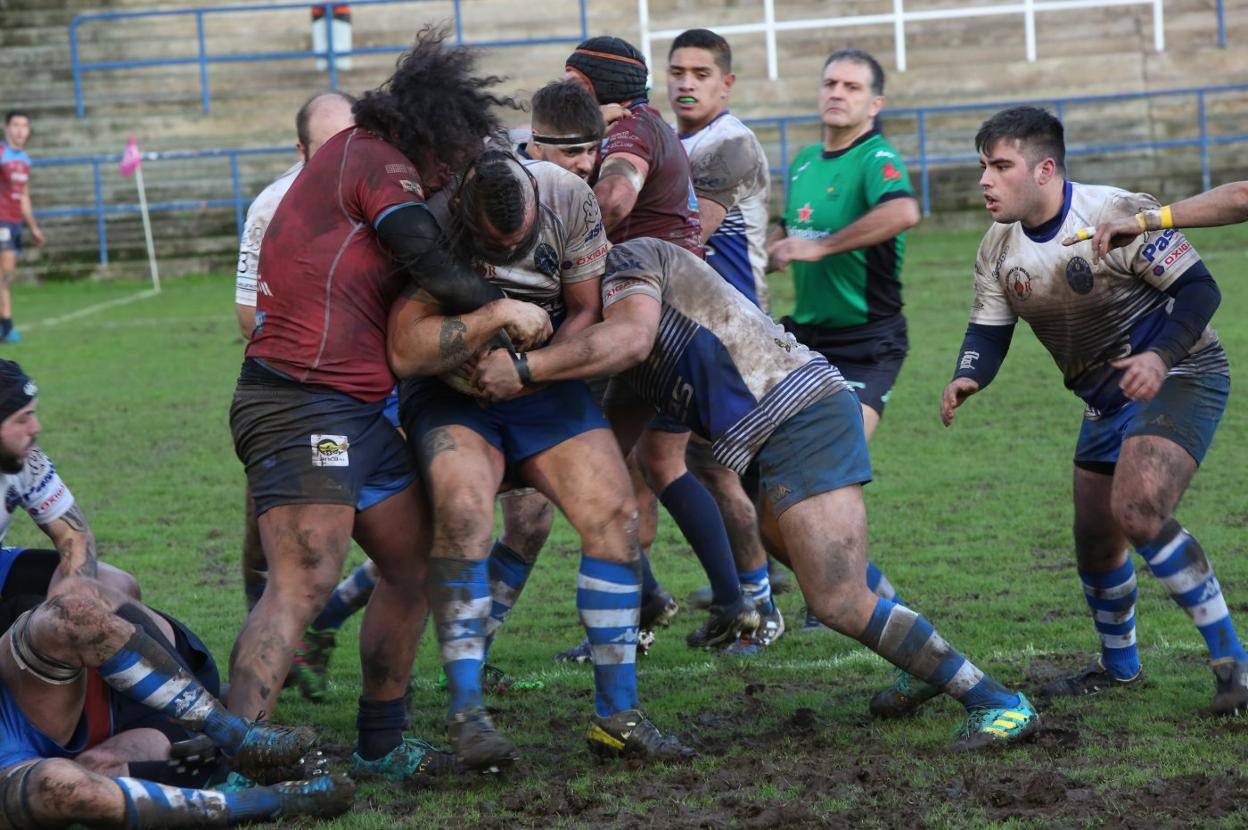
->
[[7, 223, 1248, 827]]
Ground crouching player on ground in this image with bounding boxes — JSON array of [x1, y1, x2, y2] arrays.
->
[[0, 577, 353, 828], [389, 151, 696, 767], [474, 237, 1042, 750]]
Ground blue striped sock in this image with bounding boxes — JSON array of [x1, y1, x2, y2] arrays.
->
[[859, 597, 1019, 711], [485, 539, 534, 655], [98, 629, 248, 753], [1079, 559, 1140, 679], [737, 564, 773, 613], [1140, 520, 1248, 663], [429, 557, 491, 714], [866, 561, 901, 603], [115, 777, 256, 828], [311, 560, 379, 631], [578, 553, 641, 717]]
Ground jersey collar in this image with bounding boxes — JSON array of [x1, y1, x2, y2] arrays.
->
[[822, 129, 879, 160], [1022, 179, 1073, 243], [678, 109, 731, 140]]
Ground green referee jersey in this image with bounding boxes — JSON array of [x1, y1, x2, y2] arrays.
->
[[783, 130, 914, 329]]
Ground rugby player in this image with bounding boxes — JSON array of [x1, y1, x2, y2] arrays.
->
[[0, 111, 44, 344], [766, 48, 920, 633], [0, 576, 352, 828], [565, 38, 756, 652], [666, 28, 785, 652], [473, 237, 1041, 750], [228, 30, 547, 781], [520, 80, 604, 181], [1065, 179, 1248, 257], [943, 106, 1247, 713], [389, 150, 695, 766]]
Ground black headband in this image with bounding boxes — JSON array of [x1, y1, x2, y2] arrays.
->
[[0, 360, 36, 423], [530, 133, 599, 146]]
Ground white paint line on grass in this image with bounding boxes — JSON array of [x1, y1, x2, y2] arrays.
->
[[69, 314, 233, 330], [24, 288, 161, 332]]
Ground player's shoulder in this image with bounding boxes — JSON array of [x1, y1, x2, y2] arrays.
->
[[975, 220, 1013, 262], [18, 446, 55, 484], [1072, 181, 1158, 222], [524, 158, 584, 190], [254, 162, 303, 205]]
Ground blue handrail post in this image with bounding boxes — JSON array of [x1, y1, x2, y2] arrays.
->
[[230, 153, 245, 237], [1198, 91, 1211, 192], [1217, 0, 1226, 49], [92, 161, 109, 266], [453, 0, 464, 45], [578, 0, 588, 39], [196, 11, 211, 114], [325, 2, 339, 90], [917, 111, 930, 216], [70, 20, 86, 119]]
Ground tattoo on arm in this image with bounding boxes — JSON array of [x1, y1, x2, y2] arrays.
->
[[56, 504, 98, 578], [438, 318, 470, 365]]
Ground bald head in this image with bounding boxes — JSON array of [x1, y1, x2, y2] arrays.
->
[[296, 91, 356, 160]]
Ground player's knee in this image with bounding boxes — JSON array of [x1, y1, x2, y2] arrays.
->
[[19, 758, 94, 825], [38, 583, 113, 642], [1109, 491, 1167, 546], [73, 746, 129, 778], [433, 492, 495, 553]]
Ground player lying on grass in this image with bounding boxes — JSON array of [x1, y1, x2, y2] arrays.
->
[[942, 106, 1247, 713], [388, 151, 696, 767], [0, 574, 352, 828], [473, 237, 1041, 751]]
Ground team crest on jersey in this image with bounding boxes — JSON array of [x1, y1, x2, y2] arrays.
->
[[533, 242, 559, 277], [311, 434, 350, 467], [399, 180, 423, 197], [1065, 256, 1093, 294], [1006, 267, 1032, 301]]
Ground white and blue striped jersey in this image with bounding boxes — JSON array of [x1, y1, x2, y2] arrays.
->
[[679, 112, 770, 310], [602, 238, 848, 472], [970, 181, 1228, 417]]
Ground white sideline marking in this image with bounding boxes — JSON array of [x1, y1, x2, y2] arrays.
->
[[25, 288, 160, 332], [70, 314, 232, 330]]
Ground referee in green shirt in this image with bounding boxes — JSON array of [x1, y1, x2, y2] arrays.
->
[[768, 49, 920, 441]]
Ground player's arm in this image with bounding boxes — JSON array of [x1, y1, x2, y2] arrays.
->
[[234, 210, 262, 340], [768, 196, 919, 270], [697, 198, 728, 242], [473, 294, 660, 401], [1064, 181, 1248, 259], [941, 323, 1016, 427], [551, 277, 602, 343], [387, 288, 551, 379], [19, 192, 44, 246], [764, 223, 788, 273], [39, 503, 97, 579], [594, 153, 651, 231]]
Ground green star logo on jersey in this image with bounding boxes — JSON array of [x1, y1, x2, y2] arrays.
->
[[797, 203, 813, 223]]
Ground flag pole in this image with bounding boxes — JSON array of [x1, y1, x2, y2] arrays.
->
[[132, 162, 160, 294]]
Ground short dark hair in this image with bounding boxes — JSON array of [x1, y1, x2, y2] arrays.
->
[[669, 29, 732, 75], [4, 111, 30, 126], [530, 81, 603, 140], [823, 49, 884, 96], [975, 106, 1066, 174], [295, 90, 356, 150]]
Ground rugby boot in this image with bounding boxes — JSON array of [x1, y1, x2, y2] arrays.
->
[[557, 629, 658, 664], [448, 707, 519, 770], [291, 628, 335, 702], [868, 668, 942, 718], [687, 585, 714, 610], [1206, 658, 1248, 716], [723, 601, 787, 656], [953, 692, 1040, 752], [229, 723, 318, 777], [351, 737, 462, 781], [687, 595, 761, 649], [641, 587, 680, 629], [1040, 657, 1144, 697], [586, 709, 697, 761], [437, 664, 546, 694], [269, 773, 356, 821]]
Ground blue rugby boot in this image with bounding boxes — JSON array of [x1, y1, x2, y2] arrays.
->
[[351, 737, 461, 780], [268, 773, 356, 820], [953, 692, 1040, 751]]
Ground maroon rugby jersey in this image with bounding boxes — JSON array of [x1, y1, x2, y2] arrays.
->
[[247, 128, 431, 402], [0, 141, 31, 224], [601, 102, 703, 257]]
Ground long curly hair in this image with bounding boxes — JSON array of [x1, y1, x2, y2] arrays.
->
[[353, 26, 521, 182]]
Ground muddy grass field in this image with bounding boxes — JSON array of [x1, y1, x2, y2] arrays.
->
[[8, 224, 1248, 828]]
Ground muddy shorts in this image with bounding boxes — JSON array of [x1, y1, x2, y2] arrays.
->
[[782, 314, 909, 415], [231, 359, 415, 517]]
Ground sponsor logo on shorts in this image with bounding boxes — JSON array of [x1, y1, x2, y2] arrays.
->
[[311, 434, 350, 467], [0, 227, 10, 243], [1065, 256, 1093, 294], [1006, 267, 1032, 301], [767, 483, 792, 502]]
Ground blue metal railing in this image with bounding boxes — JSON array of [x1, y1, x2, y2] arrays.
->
[[745, 82, 1248, 216], [69, 0, 589, 118]]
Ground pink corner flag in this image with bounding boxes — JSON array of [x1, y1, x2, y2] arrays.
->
[[119, 135, 142, 177]]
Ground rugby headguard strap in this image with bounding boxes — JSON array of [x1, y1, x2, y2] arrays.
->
[[0, 360, 36, 424], [566, 37, 648, 105]]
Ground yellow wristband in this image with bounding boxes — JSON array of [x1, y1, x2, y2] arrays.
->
[[1159, 205, 1174, 229]]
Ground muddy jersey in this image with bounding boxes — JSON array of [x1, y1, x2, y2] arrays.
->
[[601, 102, 702, 256], [246, 128, 435, 402], [680, 112, 770, 309], [971, 181, 1228, 416], [1, 447, 74, 545], [235, 162, 302, 308], [602, 238, 848, 472], [0, 142, 31, 224], [423, 159, 608, 320]]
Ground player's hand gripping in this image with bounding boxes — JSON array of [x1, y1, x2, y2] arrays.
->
[[1061, 216, 1142, 262], [473, 348, 526, 402], [940, 377, 980, 427], [1111, 351, 1167, 402], [496, 299, 552, 351]]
